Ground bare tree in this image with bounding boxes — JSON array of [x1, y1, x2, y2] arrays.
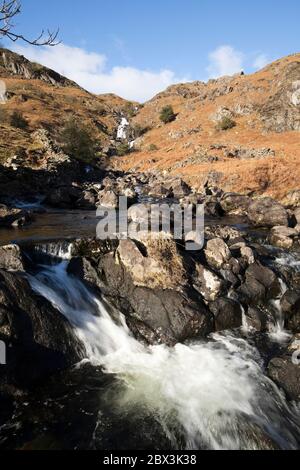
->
[[0, 0, 59, 46]]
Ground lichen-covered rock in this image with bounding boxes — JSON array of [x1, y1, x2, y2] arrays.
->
[[0, 245, 25, 272], [204, 238, 231, 269]]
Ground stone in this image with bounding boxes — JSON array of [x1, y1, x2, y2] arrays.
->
[[193, 264, 224, 302], [269, 226, 297, 249], [209, 297, 242, 331], [268, 356, 300, 401], [0, 270, 85, 389], [0, 245, 25, 272], [97, 190, 119, 208], [204, 238, 231, 269], [280, 290, 300, 333], [76, 190, 96, 209], [220, 193, 250, 215], [247, 198, 288, 227]]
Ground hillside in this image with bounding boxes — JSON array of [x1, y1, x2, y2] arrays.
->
[[112, 53, 300, 202], [0, 48, 300, 202], [0, 48, 136, 167]]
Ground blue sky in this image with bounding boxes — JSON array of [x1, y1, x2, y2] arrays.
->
[[4, 0, 300, 101]]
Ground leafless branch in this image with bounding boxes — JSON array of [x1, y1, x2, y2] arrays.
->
[[0, 0, 60, 46]]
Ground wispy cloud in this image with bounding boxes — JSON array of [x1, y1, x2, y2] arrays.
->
[[206, 45, 244, 78], [13, 43, 186, 102], [252, 53, 269, 70]]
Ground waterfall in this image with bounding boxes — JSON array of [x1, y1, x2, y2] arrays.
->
[[26, 254, 300, 450], [117, 117, 129, 140]]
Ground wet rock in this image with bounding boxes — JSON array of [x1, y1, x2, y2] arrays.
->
[[245, 307, 268, 331], [246, 262, 282, 299], [220, 193, 250, 215], [248, 198, 288, 227], [209, 297, 242, 331], [0, 270, 85, 390], [193, 264, 224, 302], [280, 290, 300, 333], [96, 244, 213, 346], [268, 356, 300, 401], [0, 245, 25, 272], [204, 199, 223, 217], [204, 238, 231, 269], [67, 257, 101, 291]]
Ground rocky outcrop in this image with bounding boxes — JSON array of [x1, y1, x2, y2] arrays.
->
[[247, 198, 288, 227], [0, 48, 79, 88]]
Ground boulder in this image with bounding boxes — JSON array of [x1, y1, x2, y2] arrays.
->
[[76, 190, 96, 209], [97, 190, 119, 208], [268, 356, 300, 401], [209, 297, 242, 331], [247, 198, 288, 227], [280, 290, 300, 333], [204, 238, 231, 269], [0, 270, 84, 390], [45, 186, 82, 208], [0, 204, 30, 228], [193, 264, 224, 302], [245, 307, 268, 331], [95, 245, 213, 346], [220, 193, 250, 215], [246, 262, 282, 299], [116, 237, 185, 290], [0, 245, 25, 272], [269, 226, 297, 249]]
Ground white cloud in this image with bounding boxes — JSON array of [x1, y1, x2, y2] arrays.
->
[[252, 53, 269, 70], [13, 43, 185, 102], [206, 45, 244, 78]]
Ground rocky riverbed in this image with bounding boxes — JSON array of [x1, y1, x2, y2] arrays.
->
[[0, 163, 300, 450]]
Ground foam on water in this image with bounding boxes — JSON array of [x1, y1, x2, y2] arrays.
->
[[27, 258, 300, 450]]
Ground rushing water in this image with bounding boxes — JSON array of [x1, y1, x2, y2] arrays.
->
[[19, 244, 300, 450]]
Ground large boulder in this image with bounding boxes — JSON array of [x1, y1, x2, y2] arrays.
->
[[0, 245, 25, 272], [204, 238, 231, 269], [76, 190, 96, 209], [269, 226, 297, 249], [220, 193, 250, 216], [116, 237, 185, 290], [93, 240, 213, 346], [268, 355, 300, 401], [237, 262, 282, 305], [247, 198, 288, 227], [45, 186, 82, 208], [209, 297, 242, 331], [0, 270, 84, 390]]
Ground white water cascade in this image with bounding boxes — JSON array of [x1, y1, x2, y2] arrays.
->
[[27, 253, 300, 450], [117, 117, 129, 140]]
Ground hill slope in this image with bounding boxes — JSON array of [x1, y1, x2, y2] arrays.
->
[[113, 53, 300, 202], [0, 48, 300, 202]]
